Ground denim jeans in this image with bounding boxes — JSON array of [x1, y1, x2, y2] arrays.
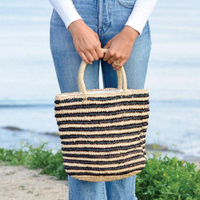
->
[[49, 0, 151, 199]]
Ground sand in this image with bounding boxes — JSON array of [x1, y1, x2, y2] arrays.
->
[[0, 161, 199, 200], [0, 163, 68, 200]]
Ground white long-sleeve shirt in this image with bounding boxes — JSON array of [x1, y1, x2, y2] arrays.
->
[[49, 0, 157, 34]]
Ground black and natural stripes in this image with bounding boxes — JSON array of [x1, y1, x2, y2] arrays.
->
[[54, 88, 149, 182]]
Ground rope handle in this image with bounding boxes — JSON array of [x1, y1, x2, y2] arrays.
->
[[78, 48, 127, 94]]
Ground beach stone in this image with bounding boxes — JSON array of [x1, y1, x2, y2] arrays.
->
[[2, 126, 24, 131], [146, 144, 168, 151]]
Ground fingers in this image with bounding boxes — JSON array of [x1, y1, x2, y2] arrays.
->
[[112, 59, 123, 70], [103, 49, 124, 70], [85, 51, 95, 64], [79, 52, 92, 64], [70, 21, 104, 65], [90, 49, 99, 61], [103, 44, 130, 70], [78, 45, 103, 64], [107, 56, 117, 65], [96, 46, 104, 58], [79, 31, 103, 64], [103, 48, 122, 63]]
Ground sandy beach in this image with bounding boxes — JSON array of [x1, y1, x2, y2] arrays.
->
[[0, 163, 68, 200], [1, 161, 199, 200]]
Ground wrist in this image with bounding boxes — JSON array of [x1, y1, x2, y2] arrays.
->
[[68, 19, 85, 33], [122, 25, 139, 41]]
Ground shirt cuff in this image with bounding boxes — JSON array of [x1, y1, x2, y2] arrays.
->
[[125, 0, 158, 35], [58, 7, 82, 29], [125, 16, 147, 35]]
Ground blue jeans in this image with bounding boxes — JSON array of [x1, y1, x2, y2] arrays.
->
[[50, 0, 151, 199]]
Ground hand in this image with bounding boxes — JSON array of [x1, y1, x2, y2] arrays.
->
[[68, 19, 104, 64], [103, 26, 139, 70]]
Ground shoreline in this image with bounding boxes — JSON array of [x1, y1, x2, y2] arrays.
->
[[2, 125, 200, 162]]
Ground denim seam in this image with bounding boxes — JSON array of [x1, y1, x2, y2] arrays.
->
[[102, 182, 107, 200], [146, 21, 152, 64], [116, 0, 135, 9], [49, 24, 64, 92], [147, 21, 152, 51], [68, 176, 72, 200], [94, 0, 98, 34], [98, 0, 112, 37], [99, 22, 112, 37], [142, 21, 151, 89], [132, 175, 136, 200], [132, 175, 134, 197], [132, 176, 135, 197], [98, 0, 102, 31]]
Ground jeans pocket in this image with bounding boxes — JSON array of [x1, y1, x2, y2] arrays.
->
[[116, 0, 136, 9]]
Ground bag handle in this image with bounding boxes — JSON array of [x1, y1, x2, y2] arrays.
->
[[78, 48, 127, 94]]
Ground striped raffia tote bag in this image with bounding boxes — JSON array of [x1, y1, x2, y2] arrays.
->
[[54, 49, 150, 182]]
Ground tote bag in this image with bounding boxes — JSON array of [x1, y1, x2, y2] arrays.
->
[[54, 49, 149, 182]]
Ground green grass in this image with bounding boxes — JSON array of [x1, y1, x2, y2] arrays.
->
[[136, 152, 200, 199], [0, 141, 67, 180], [0, 141, 199, 199]]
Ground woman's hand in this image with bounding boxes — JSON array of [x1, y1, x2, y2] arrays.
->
[[103, 26, 139, 70], [68, 19, 104, 64]]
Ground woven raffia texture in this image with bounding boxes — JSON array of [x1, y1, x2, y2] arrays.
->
[[54, 88, 149, 182]]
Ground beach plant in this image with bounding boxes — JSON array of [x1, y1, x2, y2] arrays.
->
[[0, 140, 199, 199], [0, 140, 67, 180], [136, 152, 200, 199], [23, 141, 67, 180]]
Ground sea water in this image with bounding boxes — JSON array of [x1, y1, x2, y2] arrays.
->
[[0, 0, 200, 160]]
